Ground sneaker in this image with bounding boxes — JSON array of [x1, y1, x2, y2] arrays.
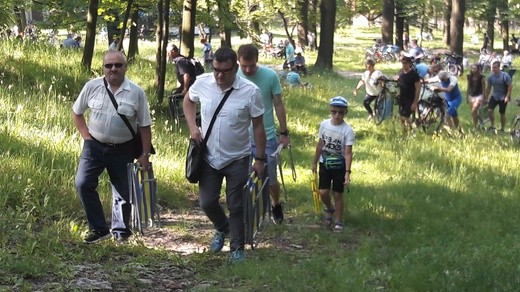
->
[[272, 204, 284, 224], [333, 222, 344, 233], [229, 249, 245, 263], [488, 126, 496, 133], [113, 232, 131, 244], [498, 128, 505, 134], [210, 230, 227, 253], [323, 209, 334, 226], [83, 228, 111, 244]]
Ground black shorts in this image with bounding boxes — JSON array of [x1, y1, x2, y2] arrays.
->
[[399, 100, 414, 118], [318, 163, 346, 193], [488, 97, 508, 114]]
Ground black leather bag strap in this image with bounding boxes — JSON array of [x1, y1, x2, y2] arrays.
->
[[103, 78, 137, 137], [202, 88, 234, 146]]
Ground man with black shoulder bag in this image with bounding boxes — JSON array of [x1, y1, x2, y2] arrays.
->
[[183, 47, 266, 263], [72, 50, 153, 244]]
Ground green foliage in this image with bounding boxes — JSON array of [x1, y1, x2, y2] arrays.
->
[[1, 27, 520, 290]]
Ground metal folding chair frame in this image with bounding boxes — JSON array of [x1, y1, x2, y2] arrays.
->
[[127, 162, 160, 234]]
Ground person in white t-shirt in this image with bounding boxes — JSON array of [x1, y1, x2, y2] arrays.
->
[[311, 96, 354, 233], [352, 59, 383, 119]]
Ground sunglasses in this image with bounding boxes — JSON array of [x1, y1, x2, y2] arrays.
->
[[104, 63, 125, 69], [330, 110, 346, 116], [212, 65, 235, 74]]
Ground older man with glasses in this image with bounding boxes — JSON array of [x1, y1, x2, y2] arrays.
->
[[72, 50, 153, 244], [183, 47, 266, 263]]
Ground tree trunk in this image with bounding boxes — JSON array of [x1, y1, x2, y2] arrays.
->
[[217, 0, 232, 47], [314, 0, 336, 70], [309, 0, 318, 50], [484, 1, 497, 51], [155, 0, 164, 104], [181, 0, 196, 57], [117, 0, 133, 52], [486, 20, 494, 50], [499, 0, 509, 50], [278, 10, 293, 44], [381, 0, 394, 44], [81, 0, 99, 72], [127, 8, 140, 62], [443, 0, 451, 46], [297, 0, 309, 48], [449, 0, 465, 55], [395, 15, 404, 49]]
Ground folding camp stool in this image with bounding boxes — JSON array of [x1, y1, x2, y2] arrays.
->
[[243, 172, 270, 249], [127, 162, 160, 234], [168, 92, 201, 125]]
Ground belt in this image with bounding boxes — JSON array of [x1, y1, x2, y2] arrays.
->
[[91, 136, 130, 147]]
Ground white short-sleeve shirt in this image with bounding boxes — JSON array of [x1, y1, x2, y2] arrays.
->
[[189, 74, 264, 170], [72, 77, 152, 144]]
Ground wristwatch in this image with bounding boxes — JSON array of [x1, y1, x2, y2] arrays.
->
[[280, 130, 289, 136], [255, 156, 266, 161]]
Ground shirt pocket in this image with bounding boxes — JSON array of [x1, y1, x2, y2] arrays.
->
[[226, 101, 249, 128], [117, 100, 137, 117], [87, 96, 103, 110]]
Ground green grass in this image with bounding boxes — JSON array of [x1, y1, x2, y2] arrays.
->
[[1, 27, 520, 290]]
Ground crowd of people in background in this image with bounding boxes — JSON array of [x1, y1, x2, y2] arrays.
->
[[355, 35, 516, 136]]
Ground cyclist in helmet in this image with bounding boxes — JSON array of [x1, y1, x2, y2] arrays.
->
[[311, 96, 355, 233]]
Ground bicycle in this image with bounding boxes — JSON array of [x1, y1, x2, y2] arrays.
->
[[243, 172, 270, 249], [373, 77, 400, 125], [510, 99, 520, 144], [415, 84, 446, 133], [441, 52, 463, 76]]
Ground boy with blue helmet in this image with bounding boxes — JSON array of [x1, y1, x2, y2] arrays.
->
[[311, 96, 355, 233]]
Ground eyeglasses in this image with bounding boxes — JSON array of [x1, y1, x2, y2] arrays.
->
[[104, 63, 125, 69], [212, 65, 235, 74], [330, 110, 346, 116]]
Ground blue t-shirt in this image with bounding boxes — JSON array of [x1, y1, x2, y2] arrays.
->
[[488, 71, 511, 101], [440, 76, 462, 102], [238, 66, 283, 140], [415, 63, 428, 78], [286, 71, 301, 86]]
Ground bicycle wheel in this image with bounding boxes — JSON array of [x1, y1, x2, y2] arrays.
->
[[510, 116, 520, 144], [373, 92, 387, 125], [422, 103, 445, 134]]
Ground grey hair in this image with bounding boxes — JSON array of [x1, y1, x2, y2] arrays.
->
[[437, 70, 450, 80]]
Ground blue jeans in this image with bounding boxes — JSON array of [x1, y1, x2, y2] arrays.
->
[[251, 138, 279, 186], [75, 139, 134, 234], [198, 156, 249, 251]]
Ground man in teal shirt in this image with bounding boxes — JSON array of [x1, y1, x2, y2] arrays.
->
[[237, 44, 290, 224]]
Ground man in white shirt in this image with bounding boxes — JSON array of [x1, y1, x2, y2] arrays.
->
[[183, 47, 266, 263], [72, 50, 153, 244]]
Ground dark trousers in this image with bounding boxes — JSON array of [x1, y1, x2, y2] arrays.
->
[[198, 157, 249, 251], [75, 139, 134, 234], [363, 94, 378, 116]]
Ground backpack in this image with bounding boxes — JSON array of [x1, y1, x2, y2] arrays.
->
[[185, 57, 205, 76]]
